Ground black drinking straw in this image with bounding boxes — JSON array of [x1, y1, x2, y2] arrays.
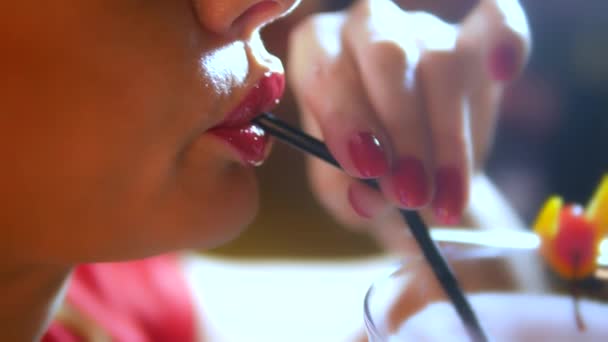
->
[[253, 113, 488, 342]]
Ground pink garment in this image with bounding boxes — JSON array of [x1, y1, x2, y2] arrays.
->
[[42, 254, 196, 342]]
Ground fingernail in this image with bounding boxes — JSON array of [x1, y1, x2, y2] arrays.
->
[[432, 167, 464, 225], [391, 157, 429, 209], [348, 184, 373, 219], [347, 182, 388, 219], [348, 132, 389, 178], [488, 42, 518, 82]]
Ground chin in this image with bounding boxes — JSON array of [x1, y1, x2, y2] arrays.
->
[[200, 163, 260, 249], [153, 135, 264, 253], [110, 168, 260, 261]]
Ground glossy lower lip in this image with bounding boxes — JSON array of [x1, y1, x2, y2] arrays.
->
[[209, 72, 285, 166], [210, 125, 270, 166]]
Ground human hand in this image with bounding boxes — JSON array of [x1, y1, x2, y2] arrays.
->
[[287, 0, 530, 252]]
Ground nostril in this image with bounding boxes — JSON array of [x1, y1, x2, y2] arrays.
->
[[232, 1, 279, 34]]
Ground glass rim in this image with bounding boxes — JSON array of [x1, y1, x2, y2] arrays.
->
[[363, 228, 608, 340]]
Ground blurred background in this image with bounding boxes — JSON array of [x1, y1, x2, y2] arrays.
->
[[208, 0, 608, 259]]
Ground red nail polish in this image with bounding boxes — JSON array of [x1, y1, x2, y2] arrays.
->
[[348, 132, 389, 178], [391, 157, 429, 209], [432, 167, 464, 225], [348, 184, 373, 219], [488, 42, 518, 82]]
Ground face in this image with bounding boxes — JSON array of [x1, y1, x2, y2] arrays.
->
[[0, 0, 299, 263]]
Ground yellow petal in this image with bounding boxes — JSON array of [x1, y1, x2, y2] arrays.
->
[[533, 196, 562, 239], [586, 174, 608, 234]]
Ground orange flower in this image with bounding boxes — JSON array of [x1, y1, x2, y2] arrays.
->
[[533, 175, 608, 280]]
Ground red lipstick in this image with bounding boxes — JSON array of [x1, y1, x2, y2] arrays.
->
[[209, 72, 285, 166]]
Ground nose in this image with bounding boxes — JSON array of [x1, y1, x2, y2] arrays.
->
[[194, 0, 299, 38]]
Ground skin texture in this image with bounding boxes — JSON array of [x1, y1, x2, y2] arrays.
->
[[0, 0, 299, 339], [0, 0, 529, 340], [0, 0, 302, 264]]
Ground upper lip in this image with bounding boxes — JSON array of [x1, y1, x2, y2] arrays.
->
[[212, 72, 285, 129]]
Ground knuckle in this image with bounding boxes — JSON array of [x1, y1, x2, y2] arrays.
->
[[350, 0, 374, 18], [419, 50, 466, 85], [288, 14, 348, 94], [363, 39, 411, 73], [289, 13, 346, 64], [289, 13, 342, 46]]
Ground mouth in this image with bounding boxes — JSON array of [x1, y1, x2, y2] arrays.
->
[[209, 72, 285, 166]]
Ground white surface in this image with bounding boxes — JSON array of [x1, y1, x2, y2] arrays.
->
[[183, 255, 398, 342]]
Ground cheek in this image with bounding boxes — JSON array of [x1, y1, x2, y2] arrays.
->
[[0, 70, 232, 263], [158, 153, 260, 252], [91, 137, 260, 261], [2, 135, 258, 263], [133, 136, 258, 255], [0, 0, 255, 262]]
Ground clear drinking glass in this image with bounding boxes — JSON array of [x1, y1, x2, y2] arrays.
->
[[364, 229, 608, 342]]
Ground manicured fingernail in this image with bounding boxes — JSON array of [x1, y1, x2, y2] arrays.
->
[[348, 132, 389, 178], [488, 42, 518, 82], [391, 157, 429, 209], [348, 184, 373, 219], [347, 182, 387, 219], [432, 167, 464, 225]]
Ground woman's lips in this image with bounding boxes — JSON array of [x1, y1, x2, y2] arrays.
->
[[209, 125, 270, 166], [209, 72, 285, 166]]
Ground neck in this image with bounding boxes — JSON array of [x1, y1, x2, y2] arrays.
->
[[0, 262, 72, 341]]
